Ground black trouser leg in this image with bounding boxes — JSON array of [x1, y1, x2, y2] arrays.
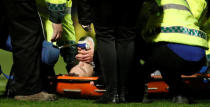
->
[[95, 26, 118, 89], [116, 27, 146, 102], [2, 0, 44, 95], [115, 27, 136, 102], [115, 27, 136, 88]]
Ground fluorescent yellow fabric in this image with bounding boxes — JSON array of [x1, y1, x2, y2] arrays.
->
[[45, 0, 66, 4], [149, 0, 208, 49], [187, 0, 207, 20], [36, 0, 76, 45]]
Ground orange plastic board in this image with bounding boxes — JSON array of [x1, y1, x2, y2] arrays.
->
[[54, 75, 105, 97]]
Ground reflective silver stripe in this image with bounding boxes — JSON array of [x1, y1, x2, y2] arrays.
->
[[65, 7, 71, 14], [94, 89, 106, 93], [162, 4, 192, 14], [161, 26, 207, 40], [148, 88, 158, 90], [63, 89, 81, 93]]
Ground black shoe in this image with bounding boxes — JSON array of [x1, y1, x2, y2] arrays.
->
[[172, 95, 194, 104], [95, 88, 119, 104]]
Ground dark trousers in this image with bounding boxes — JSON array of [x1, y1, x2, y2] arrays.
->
[[144, 43, 206, 97], [95, 26, 138, 89], [0, 0, 44, 95], [92, 0, 142, 90]]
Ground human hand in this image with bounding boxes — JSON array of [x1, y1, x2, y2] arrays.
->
[[76, 36, 95, 63], [76, 47, 94, 63], [51, 23, 63, 42]]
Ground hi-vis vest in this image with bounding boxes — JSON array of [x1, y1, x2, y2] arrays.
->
[[152, 0, 208, 49], [36, 0, 76, 44]]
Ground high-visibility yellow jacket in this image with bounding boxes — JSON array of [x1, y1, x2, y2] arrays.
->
[[147, 0, 208, 49], [36, 0, 76, 44]]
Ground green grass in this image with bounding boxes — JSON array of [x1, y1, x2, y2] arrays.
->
[[1, 97, 210, 107], [1, 50, 210, 107]]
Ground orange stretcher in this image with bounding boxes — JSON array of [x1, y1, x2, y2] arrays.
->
[[148, 74, 210, 93], [50, 75, 105, 98], [51, 73, 210, 97]]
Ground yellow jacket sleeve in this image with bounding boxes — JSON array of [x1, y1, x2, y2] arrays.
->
[[45, 0, 67, 23]]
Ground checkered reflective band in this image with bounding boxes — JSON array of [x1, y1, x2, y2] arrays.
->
[[161, 26, 207, 40], [47, 3, 66, 11]]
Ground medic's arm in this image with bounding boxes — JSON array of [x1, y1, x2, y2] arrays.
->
[[46, 0, 67, 24], [45, 0, 68, 41]]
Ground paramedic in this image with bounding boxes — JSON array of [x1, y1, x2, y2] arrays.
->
[[140, 0, 208, 104], [36, 0, 78, 72]]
